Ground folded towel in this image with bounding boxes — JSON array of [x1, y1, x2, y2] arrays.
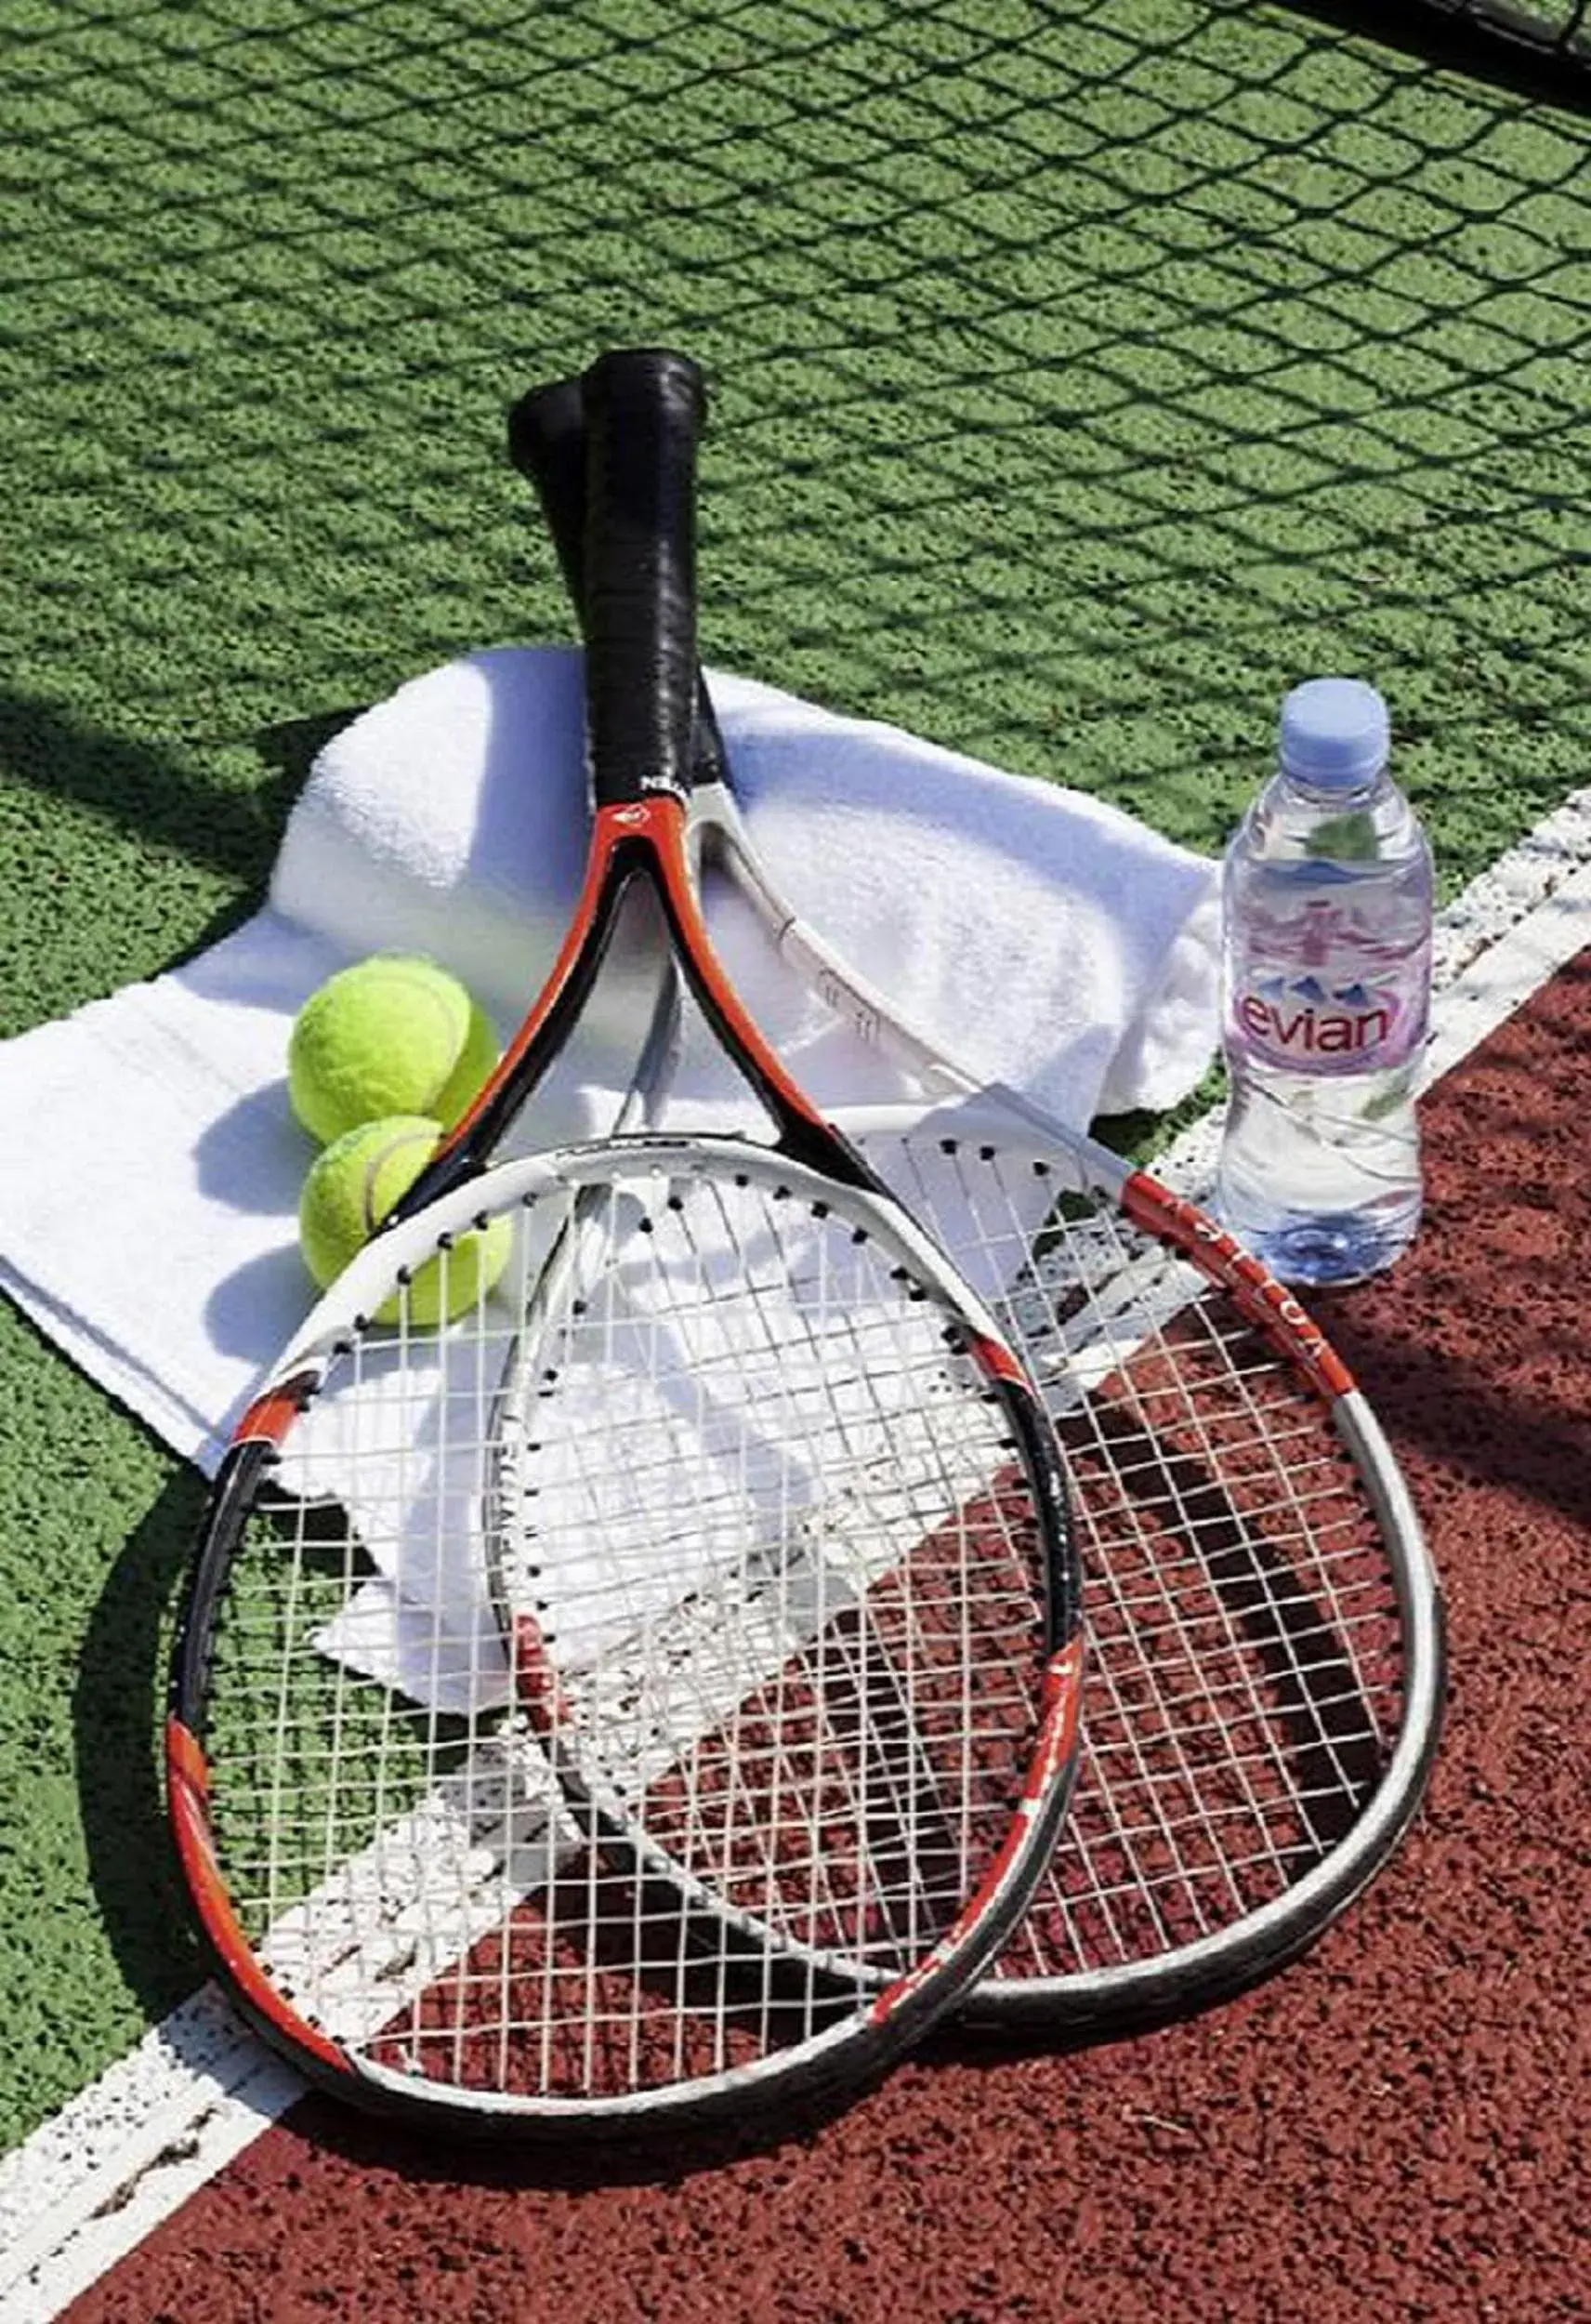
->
[[271, 648, 1219, 1136], [0, 645, 1218, 1705]]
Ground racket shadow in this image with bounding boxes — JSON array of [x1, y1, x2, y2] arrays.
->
[[279, 2071, 845, 2188], [1312, 1301, 1591, 1542], [1069, 1396, 1387, 1857], [72, 1466, 210, 2020]]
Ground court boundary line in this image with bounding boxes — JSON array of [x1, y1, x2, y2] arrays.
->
[[1, 786, 1587, 2324]]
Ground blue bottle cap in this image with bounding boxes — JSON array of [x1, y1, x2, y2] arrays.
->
[[1278, 678, 1390, 789]]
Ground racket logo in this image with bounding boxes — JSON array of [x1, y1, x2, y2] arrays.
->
[[1271, 1289, 1319, 1338], [1123, 1170, 1355, 1399], [816, 966, 882, 1046]]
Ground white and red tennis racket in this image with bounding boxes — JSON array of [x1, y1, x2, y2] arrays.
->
[[510, 369, 1446, 2037], [166, 349, 1085, 2139]]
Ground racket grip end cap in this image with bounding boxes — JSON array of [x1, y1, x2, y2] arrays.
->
[[582, 346, 707, 423]]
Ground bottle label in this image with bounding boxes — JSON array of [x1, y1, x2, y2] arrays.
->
[[1228, 899, 1430, 1076]]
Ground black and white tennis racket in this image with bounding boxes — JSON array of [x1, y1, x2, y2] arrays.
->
[[166, 348, 1085, 2139], [510, 371, 1446, 2037]]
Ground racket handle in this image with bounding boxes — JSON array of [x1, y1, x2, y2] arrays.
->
[[580, 350, 708, 812], [508, 369, 731, 792]]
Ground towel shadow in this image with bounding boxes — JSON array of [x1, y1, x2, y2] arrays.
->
[[0, 693, 284, 888], [255, 705, 363, 799]]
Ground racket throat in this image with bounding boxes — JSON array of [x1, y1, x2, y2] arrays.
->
[[392, 820, 662, 1214], [633, 796, 875, 1190]]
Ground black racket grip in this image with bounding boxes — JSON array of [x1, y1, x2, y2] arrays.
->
[[509, 371, 730, 791], [581, 348, 704, 812]]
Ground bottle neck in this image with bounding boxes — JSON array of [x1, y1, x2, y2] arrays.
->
[[1275, 759, 1388, 807]]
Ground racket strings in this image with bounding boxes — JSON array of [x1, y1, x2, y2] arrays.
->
[[198, 1387, 844, 2096], [200, 1160, 1058, 2102], [494, 1166, 1054, 1976], [851, 1129, 1406, 1979], [204, 1498, 889, 2100]]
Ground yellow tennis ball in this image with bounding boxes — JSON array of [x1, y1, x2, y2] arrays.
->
[[287, 955, 499, 1146], [297, 1115, 512, 1327]]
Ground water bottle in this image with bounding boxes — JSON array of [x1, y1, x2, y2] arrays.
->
[[1215, 678, 1433, 1287]]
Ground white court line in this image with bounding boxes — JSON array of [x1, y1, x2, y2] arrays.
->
[[3, 788, 1589, 2324]]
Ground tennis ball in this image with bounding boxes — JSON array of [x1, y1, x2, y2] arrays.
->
[[288, 955, 499, 1146], [298, 1115, 512, 1327]]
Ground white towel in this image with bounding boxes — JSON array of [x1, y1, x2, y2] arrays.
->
[[0, 641, 1217, 1531]]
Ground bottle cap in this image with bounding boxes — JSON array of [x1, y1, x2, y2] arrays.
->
[[1277, 678, 1390, 789]]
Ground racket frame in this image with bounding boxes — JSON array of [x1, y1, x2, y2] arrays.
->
[[167, 347, 1085, 2132], [167, 1137, 1085, 2124], [506, 367, 1447, 2035], [820, 1095, 1446, 2027]]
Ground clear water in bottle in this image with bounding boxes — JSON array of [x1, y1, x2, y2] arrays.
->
[[1216, 679, 1433, 1287]]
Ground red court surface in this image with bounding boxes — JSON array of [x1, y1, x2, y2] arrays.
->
[[64, 952, 1591, 2324]]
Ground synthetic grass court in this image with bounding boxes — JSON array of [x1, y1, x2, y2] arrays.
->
[[1, 0, 1588, 2281]]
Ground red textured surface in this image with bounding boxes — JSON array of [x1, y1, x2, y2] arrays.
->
[[68, 953, 1591, 2324]]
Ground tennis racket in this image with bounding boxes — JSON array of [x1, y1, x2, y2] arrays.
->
[[510, 370, 1447, 2037], [166, 347, 1085, 2139], [1294, 1, 1589, 96]]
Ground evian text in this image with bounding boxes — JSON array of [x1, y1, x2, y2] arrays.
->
[[1236, 993, 1393, 1055]]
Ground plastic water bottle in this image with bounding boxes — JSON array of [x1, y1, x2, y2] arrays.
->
[[1215, 678, 1433, 1287]]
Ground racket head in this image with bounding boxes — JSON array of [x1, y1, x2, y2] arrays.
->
[[828, 1093, 1445, 2032], [505, 360, 1442, 2032], [168, 1134, 1085, 2133]]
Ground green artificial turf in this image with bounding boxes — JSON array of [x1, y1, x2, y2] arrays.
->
[[1, 0, 1588, 2148]]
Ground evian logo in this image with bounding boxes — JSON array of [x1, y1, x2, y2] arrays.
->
[[1228, 894, 1431, 1076], [1230, 971, 1424, 1074]]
